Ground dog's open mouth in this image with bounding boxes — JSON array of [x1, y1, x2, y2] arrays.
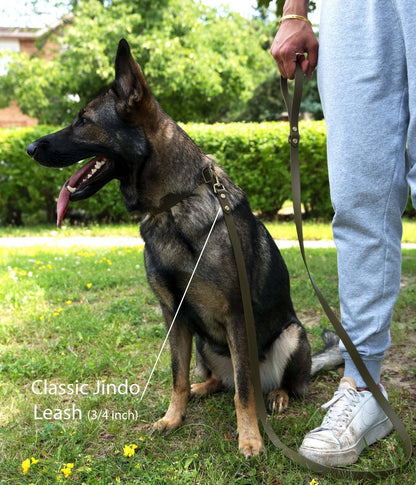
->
[[57, 156, 116, 227]]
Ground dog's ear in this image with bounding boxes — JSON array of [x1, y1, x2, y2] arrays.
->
[[113, 39, 149, 107]]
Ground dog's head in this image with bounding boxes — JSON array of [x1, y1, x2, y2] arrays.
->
[[26, 39, 157, 226]]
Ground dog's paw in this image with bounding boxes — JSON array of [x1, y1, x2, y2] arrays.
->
[[267, 389, 289, 414], [150, 416, 184, 435], [190, 376, 223, 398], [238, 435, 264, 459]]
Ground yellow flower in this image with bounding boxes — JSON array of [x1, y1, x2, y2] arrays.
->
[[21, 458, 31, 474], [61, 463, 74, 478], [86, 283, 92, 289], [31, 457, 39, 465], [66, 300, 72, 305], [310, 479, 319, 485], [123, 444, 138, 457]]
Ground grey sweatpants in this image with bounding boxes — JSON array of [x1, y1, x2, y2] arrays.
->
[[318, 0, 416, 387]]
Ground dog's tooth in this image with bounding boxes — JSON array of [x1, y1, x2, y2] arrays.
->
[[67, 185, 76, 193]]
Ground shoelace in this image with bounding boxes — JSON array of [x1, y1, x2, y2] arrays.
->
[[320, 387, 364, 432]]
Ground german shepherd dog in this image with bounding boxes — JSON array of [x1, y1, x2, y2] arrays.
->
[[27, 39, 311, 458]]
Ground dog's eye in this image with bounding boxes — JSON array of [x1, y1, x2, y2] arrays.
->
[[75, 117, 89, 127]]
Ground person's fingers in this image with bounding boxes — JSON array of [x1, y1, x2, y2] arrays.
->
[[304, 44, 318, 79], [270, 22, 319, 79]]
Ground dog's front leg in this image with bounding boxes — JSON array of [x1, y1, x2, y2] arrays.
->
[[152, 312, 192, 435], [227, 327, 264, 458]]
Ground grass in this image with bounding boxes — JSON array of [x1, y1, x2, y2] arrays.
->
[[1, 217, 416, 243], [0, 226, 415, 484]]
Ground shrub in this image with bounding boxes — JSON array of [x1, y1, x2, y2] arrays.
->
[[186, 120, 330, 218], [0, 121, 331, 225]]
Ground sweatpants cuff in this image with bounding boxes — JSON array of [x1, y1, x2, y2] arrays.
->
[[343, 355, 383, 388]]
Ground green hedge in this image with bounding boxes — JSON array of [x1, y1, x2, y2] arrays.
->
[[187, 121, 329, 217], [0, 121, 332, 225]]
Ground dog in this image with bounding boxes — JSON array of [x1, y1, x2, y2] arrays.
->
[[26, 39, 311, 458]]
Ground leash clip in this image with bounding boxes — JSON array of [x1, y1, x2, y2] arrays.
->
[[202, 166, 225, 194]]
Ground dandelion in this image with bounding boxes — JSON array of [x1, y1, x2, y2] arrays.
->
[[21, 458, 31, 474], [21, 456, 40, 475], [61, 463, 74, 478], [86, 283, 92, 289], [310, 479, 319, 485], [66, 300, 72, 305], [123, 444, 138, 457]]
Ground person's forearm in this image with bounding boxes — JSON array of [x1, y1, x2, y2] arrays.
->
[[282, 0, 309, 16]]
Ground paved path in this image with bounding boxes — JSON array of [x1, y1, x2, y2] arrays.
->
[[1, 236, 416, 249], [0, 236, 145, 248]]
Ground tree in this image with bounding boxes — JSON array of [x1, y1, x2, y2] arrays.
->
[[0, 0, 272, 124], [256, 0, 316, 16]]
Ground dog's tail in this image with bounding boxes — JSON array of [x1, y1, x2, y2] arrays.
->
[[311, 330, 344, 376]]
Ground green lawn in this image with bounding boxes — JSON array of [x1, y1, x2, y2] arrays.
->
[[0, 232, 415, 484], [1, 218, 416, 243]]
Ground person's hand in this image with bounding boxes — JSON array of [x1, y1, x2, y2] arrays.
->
[[270, 19, 318, 79]]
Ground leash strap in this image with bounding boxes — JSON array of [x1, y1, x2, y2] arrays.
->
[[280, 64, 412, 475], [203, 167, 361, 477]]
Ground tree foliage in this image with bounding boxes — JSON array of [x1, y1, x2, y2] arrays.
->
[[256, 0, 317, 17], [0, 0, 275, 124]]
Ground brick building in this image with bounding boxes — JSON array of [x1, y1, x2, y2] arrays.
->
[[0, 23, 62, 127]]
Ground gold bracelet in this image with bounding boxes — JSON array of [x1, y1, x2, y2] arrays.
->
[[278, 15, 312, 26]]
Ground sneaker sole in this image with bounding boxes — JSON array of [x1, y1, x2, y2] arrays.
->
[[299, 417, 394, 467]]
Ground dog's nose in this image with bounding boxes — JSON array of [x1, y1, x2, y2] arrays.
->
[[26, 142, 38, 158]]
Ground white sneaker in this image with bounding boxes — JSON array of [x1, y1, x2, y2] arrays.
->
[[299, 377, 393, 466]]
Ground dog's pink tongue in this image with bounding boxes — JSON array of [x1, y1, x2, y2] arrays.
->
[[56, 169, 85, 228], [57, 183, 71, 229], [56, 158, 99, 228]]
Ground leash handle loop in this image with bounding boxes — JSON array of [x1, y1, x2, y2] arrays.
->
[[281, 64, 412, 475]]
